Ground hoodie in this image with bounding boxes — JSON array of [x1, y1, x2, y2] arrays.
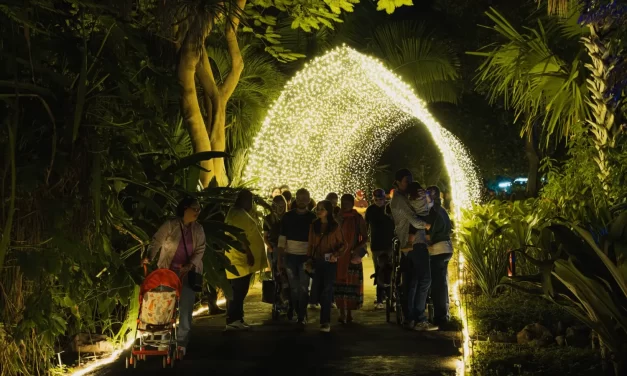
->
[[390, 190, 427, 248]]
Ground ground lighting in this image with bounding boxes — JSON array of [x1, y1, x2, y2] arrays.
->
[[70, 299, 226, 376]]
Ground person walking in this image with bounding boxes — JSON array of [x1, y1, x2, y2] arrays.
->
[[335, 194, 367, 324], [277, 188, 317, 326], [308, 200, 345, 332], [224, 190, 267, 330], [425, 186, 453, 329], [264, 195, 288, 274], [390, 169, 438, 331], [144, 197, 205, 356], [365, 188, 395, 309]]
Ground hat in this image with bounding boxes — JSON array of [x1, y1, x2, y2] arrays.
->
[[373, 188, 386, 198]]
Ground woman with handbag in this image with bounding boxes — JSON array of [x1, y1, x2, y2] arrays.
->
[[224, 189, 267, 330], [307, 200, 345, 332], [143, 197, 206, 357], [335, 194, 368, 324]]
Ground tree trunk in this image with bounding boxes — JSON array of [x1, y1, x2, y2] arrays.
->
[[525, 136, 540, 197], [581, 22, 622, 199], [178, 36, 214, 187]]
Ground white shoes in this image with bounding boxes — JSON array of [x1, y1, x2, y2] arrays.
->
[[414, 322, 439, 331], [319, 324, 331, 333], [374, 302, 385, 310], [225, 320, 251, 331]]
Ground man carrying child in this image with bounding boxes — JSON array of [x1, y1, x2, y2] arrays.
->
[[390, 169, 439, 331]]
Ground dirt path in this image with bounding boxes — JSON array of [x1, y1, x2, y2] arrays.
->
[[94, 257, 460, 376]]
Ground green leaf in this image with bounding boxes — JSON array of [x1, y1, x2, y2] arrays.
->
[[164, 151, 230, 174]]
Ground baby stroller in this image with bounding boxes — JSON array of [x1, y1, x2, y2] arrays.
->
[[126, 266, 182, 369], [262, 257, 290, 320], [386, 237, 405, 325]]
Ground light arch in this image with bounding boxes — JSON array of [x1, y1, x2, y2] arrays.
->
[[243, 45, 481, 219]]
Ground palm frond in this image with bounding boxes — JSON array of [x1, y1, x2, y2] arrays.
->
[[470, 8, 589, 147], [369, 21, 461, 104]]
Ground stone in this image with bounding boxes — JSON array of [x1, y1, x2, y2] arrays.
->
[[556, 335, 565, 346], [72, 333, 114, 353], [516, 323, 553, 347]]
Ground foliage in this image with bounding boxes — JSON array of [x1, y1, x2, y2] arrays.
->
[[501, 206, 627, 374], [471, 291, 577, 335], [472, 341, 602, 376], [469, 6, 589, 148]]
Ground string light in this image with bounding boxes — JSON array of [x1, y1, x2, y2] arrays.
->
[[244, 45, 481, 214], [244, 45, 480, 375]]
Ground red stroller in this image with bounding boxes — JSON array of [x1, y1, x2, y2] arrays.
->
[[126, 267, 182, 369]]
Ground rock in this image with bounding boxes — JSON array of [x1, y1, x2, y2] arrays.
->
[[565, 326, 590, 348], [556, 335, 565, 346], [72, 333, 114, 353], [516, 323, 553, 347]]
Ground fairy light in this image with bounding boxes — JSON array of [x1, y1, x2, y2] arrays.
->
[[244, 45, 479, 375], [71, 299, 226, 375], [244, 45, 481, 212]]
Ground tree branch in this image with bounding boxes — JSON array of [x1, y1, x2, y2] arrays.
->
[[196, 49, 220, 134], [218, 0, 246, 100]]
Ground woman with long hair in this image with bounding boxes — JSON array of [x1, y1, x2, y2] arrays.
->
[[144, 197, 205, 356], [334, 194, 368, 323], [307, 200, 345, 332]]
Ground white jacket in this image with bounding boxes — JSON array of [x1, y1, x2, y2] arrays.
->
[[147, 218, 206, 273]]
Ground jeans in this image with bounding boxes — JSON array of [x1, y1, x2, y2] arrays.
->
[[311, 260, 337, 324], [402, 244, 431, 323], [284, 253, 310, 321], [177, 278, 196, 347], [226, 274, 252, 324], [430, 252, 452, 325], [372, 249, 392, 303]]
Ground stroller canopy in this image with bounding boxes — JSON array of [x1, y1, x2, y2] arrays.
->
[[140, 269, 183, 299]]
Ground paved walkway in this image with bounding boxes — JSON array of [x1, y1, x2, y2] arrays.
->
[[94, 257, 460, 376]]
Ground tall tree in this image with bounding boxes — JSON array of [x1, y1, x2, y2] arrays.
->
[[154, 0, 413, 187]]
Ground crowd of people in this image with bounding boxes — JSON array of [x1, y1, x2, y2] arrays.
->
[[143, 168, 454, 355]]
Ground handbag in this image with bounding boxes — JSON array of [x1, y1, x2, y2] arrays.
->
[[261, 279, 276, 304], [180, 223, 203, 292]]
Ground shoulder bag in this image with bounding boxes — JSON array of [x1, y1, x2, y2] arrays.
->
[[180, 223, 203, 292]]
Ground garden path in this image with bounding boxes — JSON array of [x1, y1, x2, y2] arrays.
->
[[94, 257, 460, 376]]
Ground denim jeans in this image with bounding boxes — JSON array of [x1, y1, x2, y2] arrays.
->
[[226, 274, 252, 324], [372, 249, 392, 304], [402, 244, 431, 323], [284, 253, 310, 321], [311, 260, 337, 324], [177, 278, 196, 347], [430, 252, 452, 325]]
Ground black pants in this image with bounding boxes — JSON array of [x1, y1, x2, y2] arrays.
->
[[226, 274, 252, 324]]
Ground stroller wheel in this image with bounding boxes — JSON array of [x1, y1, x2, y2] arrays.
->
[[162, 356, 167, 368], [125, 357, 129, 369], [170, 355, 176, 368]]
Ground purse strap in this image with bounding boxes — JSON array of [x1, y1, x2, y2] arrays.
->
[[179, 222, 192, 265]]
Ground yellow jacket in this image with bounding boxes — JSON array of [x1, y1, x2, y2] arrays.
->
[[225, 207, 267, 279]]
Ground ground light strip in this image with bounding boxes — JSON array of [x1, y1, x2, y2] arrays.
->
[[70, 299, 226, 376]]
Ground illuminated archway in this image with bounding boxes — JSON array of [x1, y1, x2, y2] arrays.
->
[[243, 45, 481, 219]]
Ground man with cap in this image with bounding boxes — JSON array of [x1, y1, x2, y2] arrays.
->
[[365, 188, 395, 309], [390, 168, 438, 331]]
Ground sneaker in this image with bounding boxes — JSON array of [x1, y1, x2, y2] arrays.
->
[[331, 302, 338, 309], [374, 302, 385, 310], [225, 321, 249, 330], [209, 307, 226, 315], [403, 320, 415, 330], [240, 320, 251, 328], [297, 318, 307, 325], [320, 324, 331, 333], [414, 322, 439, 331]]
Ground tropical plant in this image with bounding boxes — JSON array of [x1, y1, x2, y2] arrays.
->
[[503, 204, 627, 375]]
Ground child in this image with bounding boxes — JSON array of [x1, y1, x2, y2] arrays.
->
[[404, 182, 429, 250]]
